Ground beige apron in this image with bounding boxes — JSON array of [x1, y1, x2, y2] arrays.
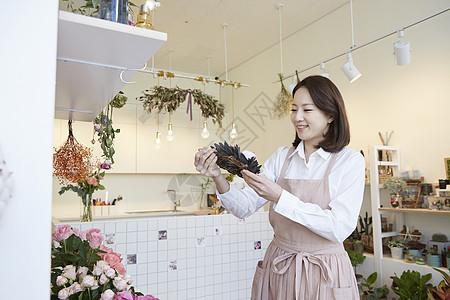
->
[[251, 147, 359, 300]]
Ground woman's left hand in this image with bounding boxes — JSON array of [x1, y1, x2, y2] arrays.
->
[[241, 170, 283, 203]]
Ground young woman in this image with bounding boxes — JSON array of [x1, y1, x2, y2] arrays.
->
[[194, 75, 365, 299]]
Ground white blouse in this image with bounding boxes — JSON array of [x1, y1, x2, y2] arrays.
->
[[217, 141, 366, 243]]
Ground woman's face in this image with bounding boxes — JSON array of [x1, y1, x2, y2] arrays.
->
[[291, 87, 333, 146]]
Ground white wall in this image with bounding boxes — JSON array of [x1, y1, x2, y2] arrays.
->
[[0, 0, 58, 298]]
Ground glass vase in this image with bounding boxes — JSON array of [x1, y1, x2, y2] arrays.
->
[[99, 0, 128, 24], [81, 194, 93, 222]]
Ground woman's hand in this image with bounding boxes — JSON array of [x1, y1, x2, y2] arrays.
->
[[241, 170, 283, 203], [194, 147, 221, 178]]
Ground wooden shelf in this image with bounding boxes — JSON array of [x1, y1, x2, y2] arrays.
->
[[55, 11, 167, 121], [379, 207, 450, 215]]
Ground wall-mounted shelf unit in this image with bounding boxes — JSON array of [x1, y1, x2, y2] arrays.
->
[[55, 11, 167, 121], [379, 207, 449, 215]]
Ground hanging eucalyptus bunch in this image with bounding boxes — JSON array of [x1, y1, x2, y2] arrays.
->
[[273, 73, 293, 119], [138, 86, 225, 130]]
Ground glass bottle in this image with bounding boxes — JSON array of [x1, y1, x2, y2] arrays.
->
[[135, 4, 154, 30]]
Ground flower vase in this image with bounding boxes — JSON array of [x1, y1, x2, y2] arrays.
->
[[81, 194, 93, 222]]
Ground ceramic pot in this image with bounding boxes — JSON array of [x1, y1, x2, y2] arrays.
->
[[427, 254, 442, 268], [390, 246, 404, 260]]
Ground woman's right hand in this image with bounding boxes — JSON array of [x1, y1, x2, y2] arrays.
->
[[194, 147, 221, 178]]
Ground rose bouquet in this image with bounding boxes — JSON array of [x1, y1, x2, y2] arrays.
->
[[51, 225, 158, 300]]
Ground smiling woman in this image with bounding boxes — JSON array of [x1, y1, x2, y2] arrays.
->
[[194, 75, 365, 299]]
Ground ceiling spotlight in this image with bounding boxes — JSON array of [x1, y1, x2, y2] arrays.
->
[[394, 30, 411, 66], [341, 52, 361, 83], [288, 77, 297, 95], [319, 62, 329, 78]]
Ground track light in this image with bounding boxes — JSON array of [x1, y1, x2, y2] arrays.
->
[[319, 62, 329, 78], [394, 30, 411, 66], [341, 52, 361, 83]]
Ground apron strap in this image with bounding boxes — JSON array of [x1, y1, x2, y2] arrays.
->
[[279, 147, 296, 179], [323, 153, 338, 178]]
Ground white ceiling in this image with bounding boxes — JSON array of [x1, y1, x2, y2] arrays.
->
[[135, 0, 348, 77]]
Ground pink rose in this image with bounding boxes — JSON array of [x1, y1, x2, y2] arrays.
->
[[58, 287, 70, 299], [99, 274, 108, 285], [56, 275, 68, 286], [116, 290, 134, 300], [88, 232, 103, 249], [86, 177, 99, 186], [115, 262, 126, 276], [98, 175, 104, 180], [70, 282, 84, 294], [101, 289, 116, 300], [62, 265, 76, 281], [105, 267, 116, 279], [86, 228, 101, 240], [77, 266, 89, 280], [113, 277, 129, 291], [81, 275, 96, 288], [52, 225, 73, 242], [72, 228, 87, 240]]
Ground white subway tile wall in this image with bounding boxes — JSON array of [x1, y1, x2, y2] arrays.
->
[[65, 211, 273, 300]]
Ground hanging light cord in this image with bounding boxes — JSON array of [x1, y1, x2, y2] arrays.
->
[[278, 5, 450, 82], [350, 0, 355, 49], [223, 23, 229, 82], [232, 87, 235, 121], [278, 3, 284, 74]]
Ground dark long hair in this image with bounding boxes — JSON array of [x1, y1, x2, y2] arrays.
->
[[292, 75, 350, 153]]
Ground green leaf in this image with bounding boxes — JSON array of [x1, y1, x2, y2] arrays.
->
[[98, 185, 105, 190], [366, 272, 377, 285], [116, 129, 120, 133]]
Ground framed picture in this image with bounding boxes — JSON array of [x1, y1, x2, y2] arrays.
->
[[445, 158, 450, 181]]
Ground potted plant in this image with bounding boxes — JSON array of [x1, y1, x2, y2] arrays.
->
[[411, 229, 422, 241], [390, 270, 433, 300], [427, 246, 442, 268], [345, 248, 366, 283], [383, 177, 407, 208], [426, 268, 450, 300], [428, 233, 448, 256], [388, 239, 405, 260], [405, 239, 426, 257], [361, 272, 389, 300], [354, 240, 365, 253]]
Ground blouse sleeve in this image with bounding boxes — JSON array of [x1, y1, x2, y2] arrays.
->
[[216, 147, 288, 218], [273, 151, 366, 243]]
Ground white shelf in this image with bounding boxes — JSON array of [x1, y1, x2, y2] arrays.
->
[[377, 161, 399, 166], [55, 11, 167, 121], [380, 231, 399, 238]]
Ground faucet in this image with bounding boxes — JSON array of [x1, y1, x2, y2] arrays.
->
[[167, 189, 179, 212]]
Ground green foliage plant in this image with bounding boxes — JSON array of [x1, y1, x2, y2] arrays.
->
[[383, 177, 407, 193], [388, 239, 405, 248], [359, 212, 373, 235], [390, 270, 433, 300], [345, 248, 366, 268], [61, 0, 137, 17], [361, 272, 389, 299]]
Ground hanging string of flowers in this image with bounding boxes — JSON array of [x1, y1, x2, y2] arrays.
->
[[138, 86, 225, 130]]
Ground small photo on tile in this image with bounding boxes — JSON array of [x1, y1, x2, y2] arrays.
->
[[168, 260, 178, 271], [196, 236, 206, 248], [105, 233, 115, 245], [213, 226, 222, 236], [158, 230, 168, 240], [127, 254, 137, 265], [254, 241, 261, 250]]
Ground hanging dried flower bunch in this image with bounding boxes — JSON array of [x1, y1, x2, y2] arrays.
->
[[138, 86, 225, 129], [110, 91, 128, 109], [212, 141, 261, 178], [273, 73, 293, 119], [53, 120, 95, 185]]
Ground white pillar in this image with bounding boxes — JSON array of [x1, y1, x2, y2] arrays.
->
[[0, 1, 58, 298]]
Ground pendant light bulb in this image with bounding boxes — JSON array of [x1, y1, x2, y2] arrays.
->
[[229, 123, 238, 139], [167, 123, 174, 141], [201, 121, 210, 139], [155, 130, 161, 145]]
